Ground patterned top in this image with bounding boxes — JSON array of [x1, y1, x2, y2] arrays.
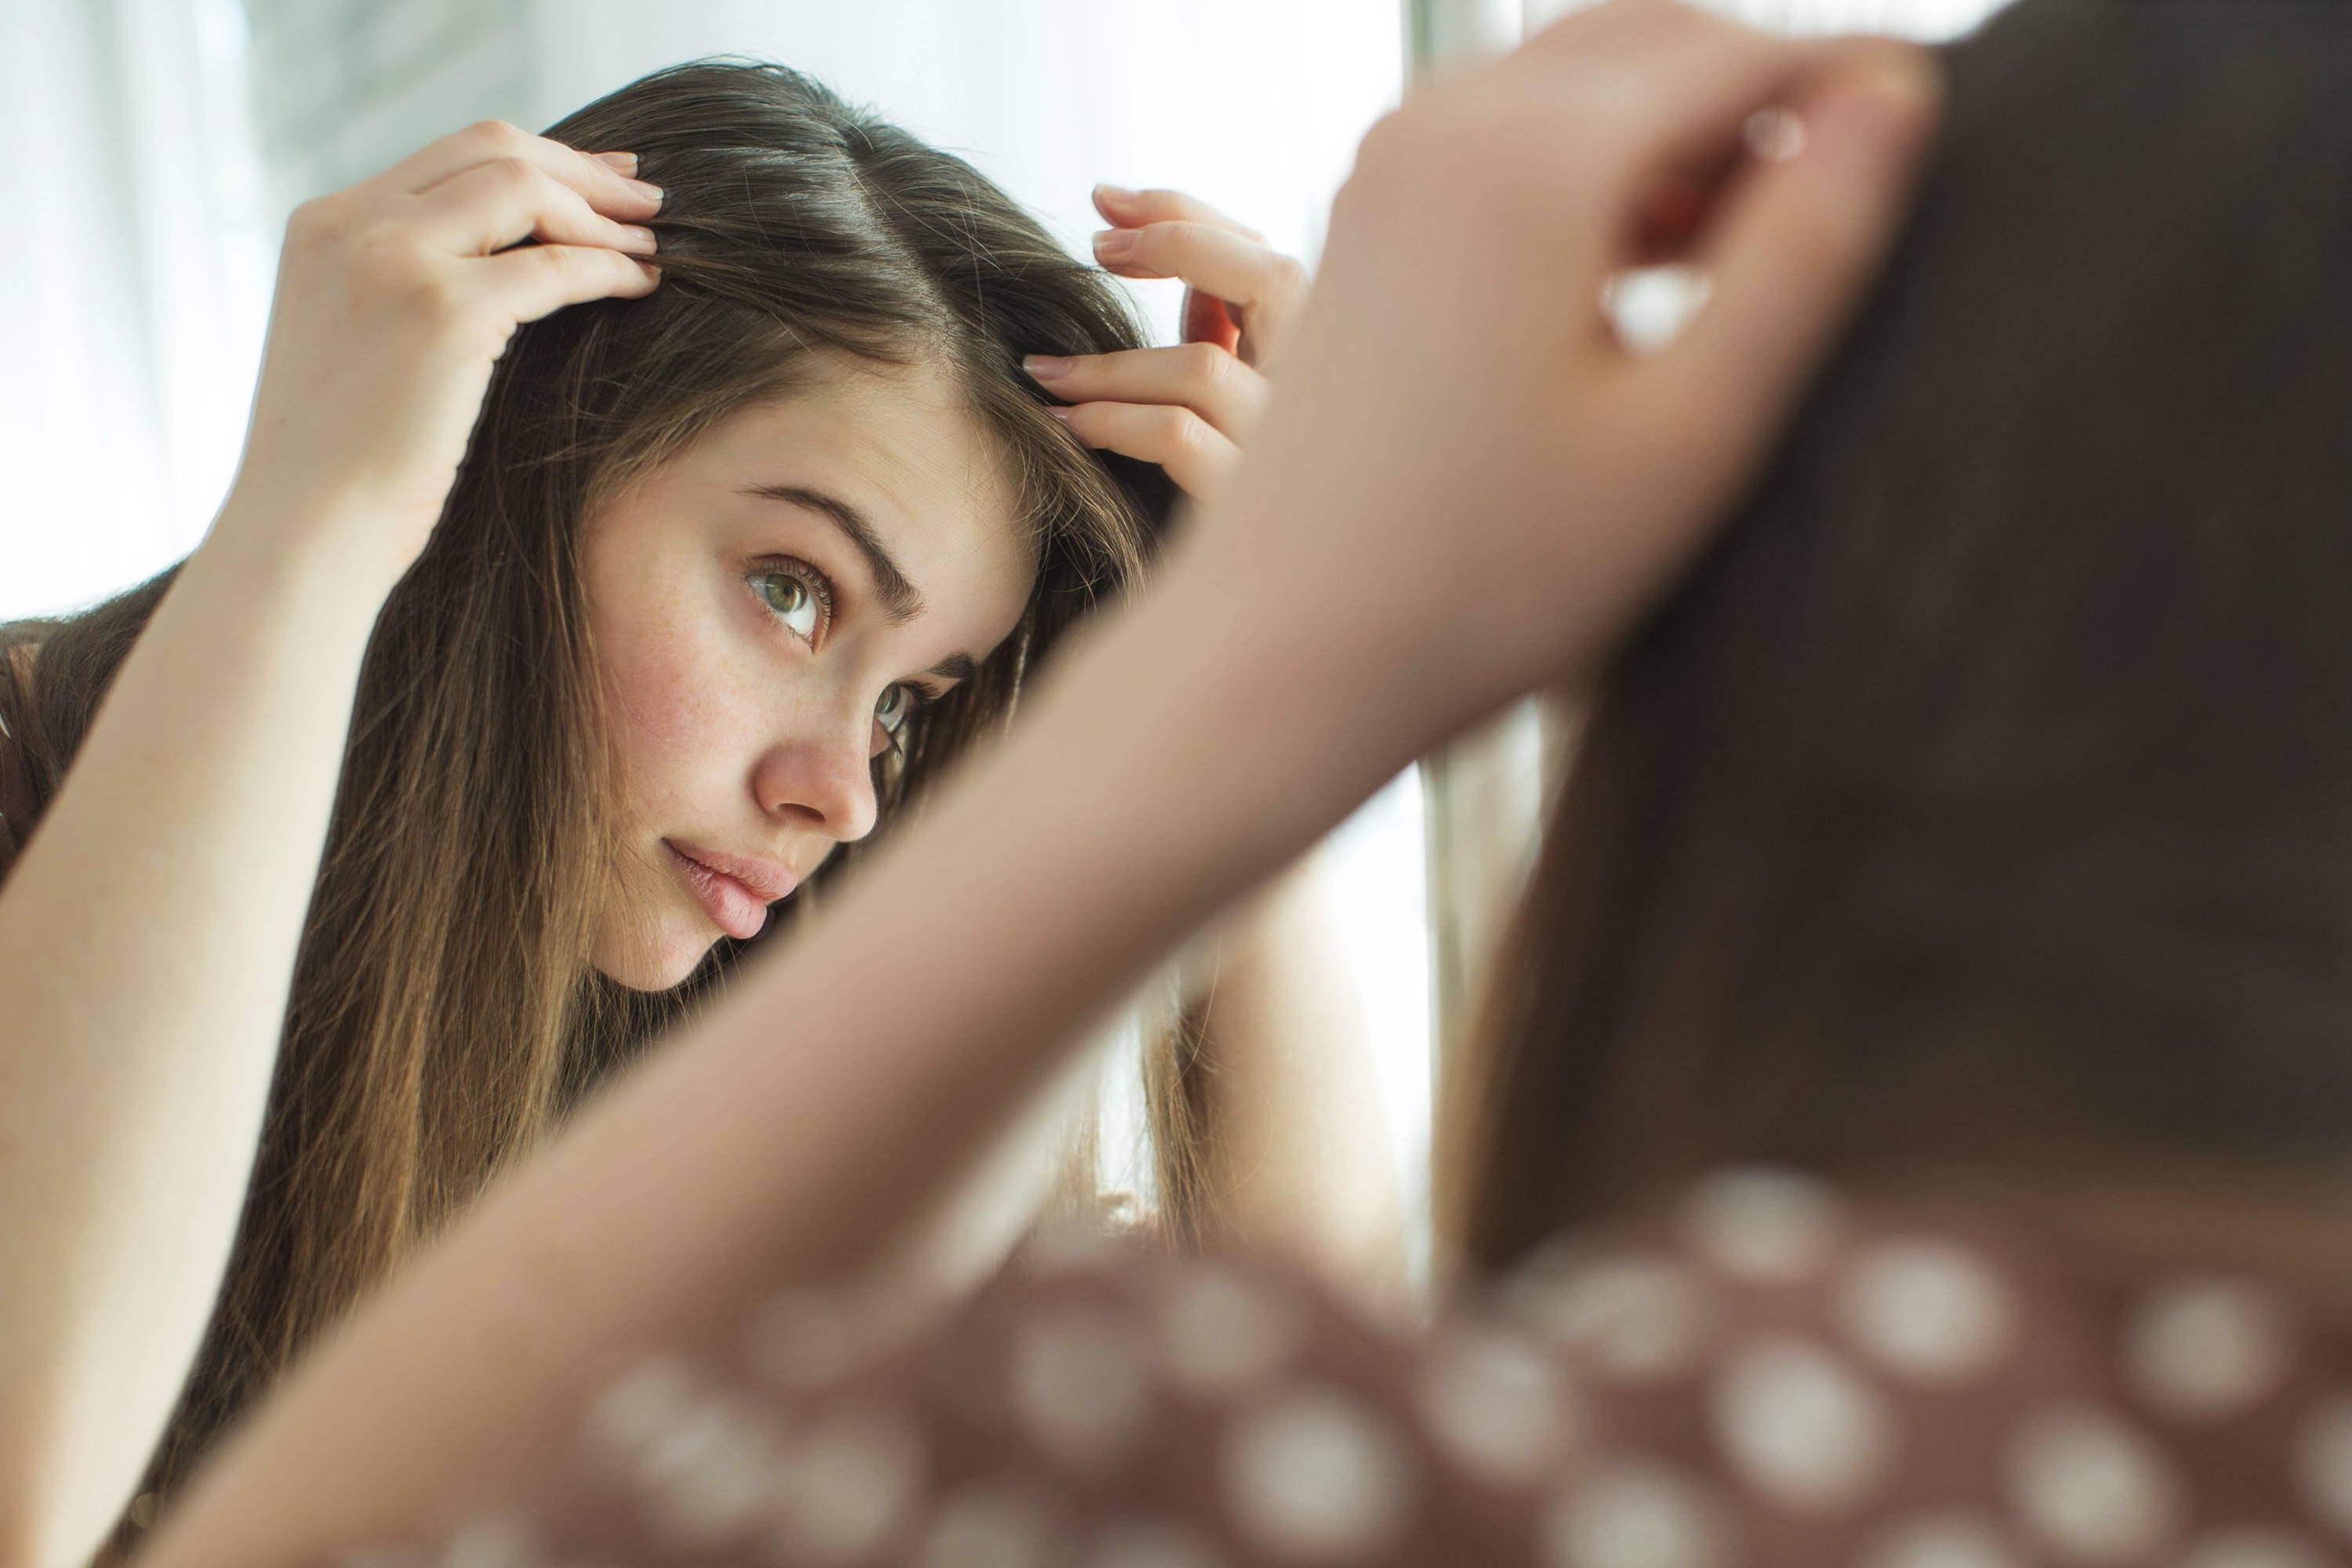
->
[[364, 1168, 2352, 1568]]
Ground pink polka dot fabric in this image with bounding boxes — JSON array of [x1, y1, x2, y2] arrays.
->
[[372, 1169, 2352, 1568]]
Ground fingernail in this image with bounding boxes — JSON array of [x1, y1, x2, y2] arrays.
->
[[1093, 228, 1137, 263], [626, 177, 666, 205], [1742, 107, 1806, 162], [1044, 406, 1073, 421], [1023, 354, 1075, 381], [615, 223, 659, 255], [1094, 182, 1138, 205], [1815, 60, 1938, 167], [595, 151, 640, 176]]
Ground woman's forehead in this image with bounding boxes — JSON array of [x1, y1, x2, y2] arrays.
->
[[629, 359, 1038, 639], [710, 359, 1019, 531]]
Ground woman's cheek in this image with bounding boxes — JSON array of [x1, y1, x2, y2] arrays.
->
[[620, 592, 751, 750]]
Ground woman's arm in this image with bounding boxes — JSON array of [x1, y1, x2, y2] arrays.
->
[[142, 16, 1937, 1568], [0, 127, 658, 1568], [0, 532, 405, 1568]]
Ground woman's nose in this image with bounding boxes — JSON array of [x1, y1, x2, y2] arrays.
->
[[750, 720, 879, 844]]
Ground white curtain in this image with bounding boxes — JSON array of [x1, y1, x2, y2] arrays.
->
[[0, 0, 271, 622]]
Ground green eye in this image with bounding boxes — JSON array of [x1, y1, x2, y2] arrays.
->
[[753, 568, 823, 641], [875, 682, 914, 735]]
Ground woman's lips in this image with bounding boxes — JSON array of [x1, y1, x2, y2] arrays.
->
[[663, 840, 796, 942]]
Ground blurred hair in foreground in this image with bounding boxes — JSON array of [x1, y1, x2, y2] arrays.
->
[[1448, 0, 2352, 1267]]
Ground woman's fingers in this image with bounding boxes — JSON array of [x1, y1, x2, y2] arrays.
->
[[474, 243, 662, 324], [1035, 222, 1277, 495], [1051, 401, 1241, 498], [1097, 221, 1306, 318], [376, 119, 662, 223], [1092, 183, 1265, 242], [1025, 343, 1270, 442], [221, 118, 670, 583], [407, 155, 660, 259], [1093, 220, 1308, 365], [1651, 42, 1937, 434]]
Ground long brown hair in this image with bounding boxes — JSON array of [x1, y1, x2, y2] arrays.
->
[[0, 60, 1191, 1550], [1446, 0, 2352, 1271]]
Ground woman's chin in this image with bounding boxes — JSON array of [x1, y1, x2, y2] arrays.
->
[[589, 922, 717, 993]]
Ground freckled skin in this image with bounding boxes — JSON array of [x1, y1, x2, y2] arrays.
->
[[581, 358, 1035, 990]]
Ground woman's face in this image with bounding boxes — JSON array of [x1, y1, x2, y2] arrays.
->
[[582, 358, 1034, 990]]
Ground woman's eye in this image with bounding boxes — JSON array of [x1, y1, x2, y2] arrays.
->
[[874, 682, 916, 735], [753, 568, 825, 642]]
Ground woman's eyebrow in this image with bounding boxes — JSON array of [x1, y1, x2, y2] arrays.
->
[[742, 483, 924, 626]]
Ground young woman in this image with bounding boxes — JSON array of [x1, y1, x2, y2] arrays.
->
[[98, 2, 1958, 1565], [0, 62, 1399, 1568], [118, 0, 2352, 1560]]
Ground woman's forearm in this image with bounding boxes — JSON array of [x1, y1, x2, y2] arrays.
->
[[0, 519, 397, 1568], [144, 526, 1425, 1568]]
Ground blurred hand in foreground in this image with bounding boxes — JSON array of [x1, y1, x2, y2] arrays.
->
[[1196, 0, 1940, 747]]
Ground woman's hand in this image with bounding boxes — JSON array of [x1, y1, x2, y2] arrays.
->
[[220, 122, 663, 583], [1200, 1, 1939, 744], [1024, 187, 1308, 497]]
